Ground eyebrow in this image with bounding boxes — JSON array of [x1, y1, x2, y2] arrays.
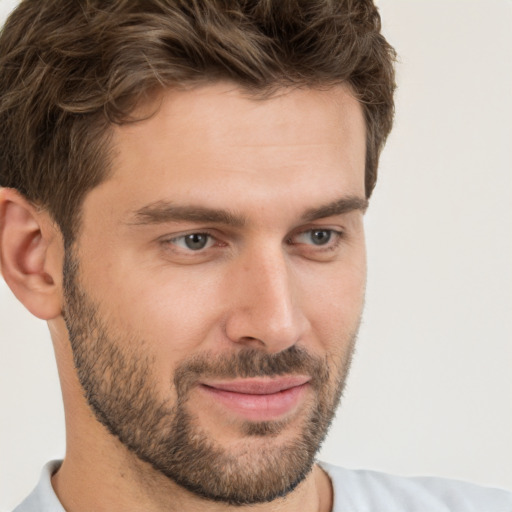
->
[[129, 202, 247, 228], [301, 196, 369, 221], [128, 195, 368, 228]]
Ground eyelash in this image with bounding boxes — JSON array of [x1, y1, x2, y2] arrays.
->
[[162, 228, 345, 254], [165, 232, 220, 252], [286, 229, 344, 251]]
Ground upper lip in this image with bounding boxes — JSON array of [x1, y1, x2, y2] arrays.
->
[[200, 376, 311, 395]]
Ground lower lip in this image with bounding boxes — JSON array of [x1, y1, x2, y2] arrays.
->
[[199, 383, 309, 422]]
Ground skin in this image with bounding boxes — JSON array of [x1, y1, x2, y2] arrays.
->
[[0, 82, 367, 512]]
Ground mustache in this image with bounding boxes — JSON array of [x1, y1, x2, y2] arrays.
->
[[173, 345, 330, 398]]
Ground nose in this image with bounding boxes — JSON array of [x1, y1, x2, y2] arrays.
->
[[224, 247, 309, 353]]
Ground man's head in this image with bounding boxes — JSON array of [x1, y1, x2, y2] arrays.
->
[[0, 1, 395, 507]]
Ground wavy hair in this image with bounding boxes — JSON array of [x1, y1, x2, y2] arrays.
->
[[0, 0, 396, 241]]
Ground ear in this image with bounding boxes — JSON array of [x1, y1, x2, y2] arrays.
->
[[0, 188, 63, 320]]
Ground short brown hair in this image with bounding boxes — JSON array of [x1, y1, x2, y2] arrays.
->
[[0, 0, 396, 242]]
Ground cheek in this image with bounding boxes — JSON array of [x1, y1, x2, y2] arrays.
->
[[301, 255, 366, 348], [79, 233, 366, 369], [91, 265, 226, 364]]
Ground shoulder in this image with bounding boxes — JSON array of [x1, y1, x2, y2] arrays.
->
[[12, 461, 65, 512], [319, 461, 512, 512]]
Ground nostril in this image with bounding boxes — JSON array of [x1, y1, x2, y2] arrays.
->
[[234, 336, 266, 349]]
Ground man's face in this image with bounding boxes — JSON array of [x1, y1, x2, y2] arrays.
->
[[63, 83, 367, 504]]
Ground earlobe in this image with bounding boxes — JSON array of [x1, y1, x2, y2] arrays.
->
[[0, 188, 63, 320]]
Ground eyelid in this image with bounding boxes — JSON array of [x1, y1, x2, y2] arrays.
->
[[160, 229, 221, 252], [172, 233, 214, 250], [158, 226, 345, 258], [289, 228, 344, 246]]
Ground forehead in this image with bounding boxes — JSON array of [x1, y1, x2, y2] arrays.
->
[[83, 82, 366, 229], [122, 81, 364, 146]]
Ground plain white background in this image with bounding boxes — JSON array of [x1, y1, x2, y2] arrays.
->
[[1, 0, 511, 509]]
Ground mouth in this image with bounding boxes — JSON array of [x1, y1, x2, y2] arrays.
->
[[198, 376, 311, 422]]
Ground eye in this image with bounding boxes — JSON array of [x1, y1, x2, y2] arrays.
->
[[293, 229, 338, 246], [169, 232, 214, 251], [309, 229, 332, 245]]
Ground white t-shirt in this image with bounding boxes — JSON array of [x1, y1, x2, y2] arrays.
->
[[13, 460, 512, 512]]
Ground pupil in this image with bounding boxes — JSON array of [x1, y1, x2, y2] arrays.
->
[[185, 233, 208, 250], [312, 230, 331, 245]]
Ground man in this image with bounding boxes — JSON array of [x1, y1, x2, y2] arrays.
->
[[0, 1, 510, 511]]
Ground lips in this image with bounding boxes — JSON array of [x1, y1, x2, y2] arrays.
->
[[202, 376, 310, 394], [198, 376, 311, 421]]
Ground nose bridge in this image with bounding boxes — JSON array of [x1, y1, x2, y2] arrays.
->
[[225, 243, 307, 351]]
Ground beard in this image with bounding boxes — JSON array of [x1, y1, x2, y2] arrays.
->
[[62, 250, 358, 505]]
